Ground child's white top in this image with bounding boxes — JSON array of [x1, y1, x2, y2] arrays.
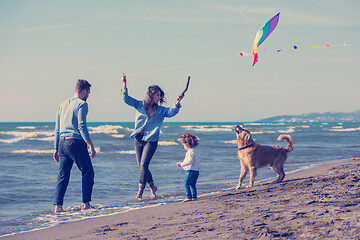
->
[[180, 148, 202, 171]]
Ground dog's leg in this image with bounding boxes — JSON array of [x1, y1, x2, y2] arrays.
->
[[270, 166, 285, 183], [236, 166, 248, 189], [247, 167, 257, 188]]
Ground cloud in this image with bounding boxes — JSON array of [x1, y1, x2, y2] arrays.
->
[[211, 4, 360, 26], [128, 15, 207, 24], [280, 10, 360, 26], [18, 23, 77, 32], [94, 10, 208, 24], [212, 4, 277, 15]]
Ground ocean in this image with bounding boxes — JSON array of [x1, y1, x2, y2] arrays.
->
[[1, 121, 359, 236]]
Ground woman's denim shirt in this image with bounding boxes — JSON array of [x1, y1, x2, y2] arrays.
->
[[121, 88, 181, 142]]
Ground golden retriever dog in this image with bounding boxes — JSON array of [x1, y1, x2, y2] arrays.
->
[[234, 125, 294, 189]]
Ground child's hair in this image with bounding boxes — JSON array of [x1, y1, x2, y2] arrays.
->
[[179, 132, 199, 148]]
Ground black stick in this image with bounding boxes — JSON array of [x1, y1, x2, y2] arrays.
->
[[180, 76, 190, 97]]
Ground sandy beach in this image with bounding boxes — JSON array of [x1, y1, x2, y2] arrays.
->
[[3, 158, 360, 240]]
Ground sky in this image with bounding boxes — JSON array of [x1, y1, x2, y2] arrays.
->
[[1, 0, 359, 122]]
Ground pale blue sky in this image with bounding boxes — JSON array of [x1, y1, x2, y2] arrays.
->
[[1, 0, 359, 122]]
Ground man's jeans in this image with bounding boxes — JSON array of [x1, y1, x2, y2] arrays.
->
[[134, 133, 158, 189], [184, 170, 199, 199], [54, 138, 94, 205]]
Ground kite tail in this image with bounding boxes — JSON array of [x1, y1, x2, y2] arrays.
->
[[252, 53, 258, 66]]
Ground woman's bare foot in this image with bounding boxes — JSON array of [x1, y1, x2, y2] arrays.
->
[[54, 204, 63, 213], [149, 185, 157, 199], [81, 202, 92, 210], [181, 198, 193, 202], [135, 188, 144, 201]]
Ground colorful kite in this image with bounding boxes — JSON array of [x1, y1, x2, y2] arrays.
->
[[251, 12, 280, 66]]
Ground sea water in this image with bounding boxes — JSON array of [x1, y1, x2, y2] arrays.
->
[[0, 121, 359, 236]]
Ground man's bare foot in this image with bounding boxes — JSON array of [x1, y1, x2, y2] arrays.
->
[[182, 198, 193, 202], [192, 198, 197, 201], [54, 204, 63, 213], [81, 202, 92, 210], [135, 188, 144, 201], [149, 185, 157, 199]]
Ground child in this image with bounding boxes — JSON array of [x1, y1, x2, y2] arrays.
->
[[176, 132, 202, 202]]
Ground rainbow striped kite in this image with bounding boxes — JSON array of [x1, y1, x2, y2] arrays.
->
[[251, 12, 280, 66]]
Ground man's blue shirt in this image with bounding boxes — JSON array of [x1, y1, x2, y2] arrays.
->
[[54, 98, 91, 149]]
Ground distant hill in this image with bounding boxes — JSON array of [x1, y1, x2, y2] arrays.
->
[[257, 110, 360, 122]]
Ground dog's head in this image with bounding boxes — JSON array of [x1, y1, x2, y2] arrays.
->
[[234, 125, 253, 147]]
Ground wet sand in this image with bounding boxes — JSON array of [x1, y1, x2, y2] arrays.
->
[[3, 158, 360, 240]]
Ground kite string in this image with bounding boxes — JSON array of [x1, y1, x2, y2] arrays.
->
[[239, 10, 253, 41], [126, 43, 356, 77], [127, 55, 238, 77]]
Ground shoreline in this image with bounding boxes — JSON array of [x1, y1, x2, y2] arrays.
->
[[3, 158, 360, 239]]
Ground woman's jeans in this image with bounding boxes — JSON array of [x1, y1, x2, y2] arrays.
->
[[184, 170, 200, 199], [134, 134, 158, 189], [54, 138, 94, 205]]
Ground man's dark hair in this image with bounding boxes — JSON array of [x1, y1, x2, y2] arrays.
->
[[75, 79, 91, 93]]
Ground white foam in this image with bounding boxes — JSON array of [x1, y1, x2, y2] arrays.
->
[[111, 134, 125, 138], [220, 140, 237, 144], [10, 147, 100, 155], [34, 203, 164, 235], [251, 131, 276, 134], [11, 149, 53, 154], [218, 125, 235, 128], [16, 126, 36, 129], [297, 125, 310, 128], [31, 136, 55, 142], [115, 150, 136, 155], [278, 128, 295, 133], [158, 141, 178, 146], [245, 123, 265, 126], [0, 130, 54, 143], [329, 127, 360, 132], [0, 130, 53, 138], [182, 125, 233, 132], [246, 122, 286, 126], [0, 137, 25, 143], [88, 125, 126, 134]]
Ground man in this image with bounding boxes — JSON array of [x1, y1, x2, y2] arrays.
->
[[53, 79, 96, 213]]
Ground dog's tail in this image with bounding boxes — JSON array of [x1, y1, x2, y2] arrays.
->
[[277, 135, 294, 153]]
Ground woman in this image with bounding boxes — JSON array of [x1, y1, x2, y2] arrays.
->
[[121, 75, 184, 200]]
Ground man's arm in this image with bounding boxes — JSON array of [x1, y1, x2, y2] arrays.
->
[[53, 149, 59, 162], [78, 102, 96, 157], [87, 140, 96, 158]]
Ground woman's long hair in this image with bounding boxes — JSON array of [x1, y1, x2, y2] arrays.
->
[[144, 85, 165, 113]]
